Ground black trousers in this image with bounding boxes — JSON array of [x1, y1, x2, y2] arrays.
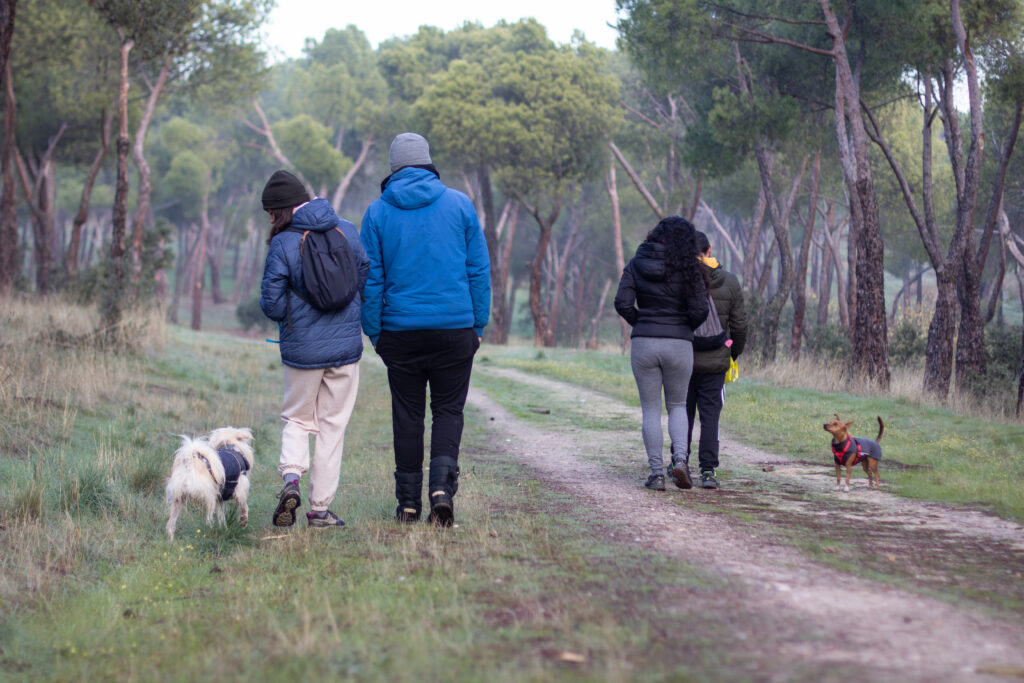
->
[[376, 328, 479, 508], [685, 371, 726, 471]]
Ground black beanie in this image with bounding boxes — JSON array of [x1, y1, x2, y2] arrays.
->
[[261, 170, 309, 210]]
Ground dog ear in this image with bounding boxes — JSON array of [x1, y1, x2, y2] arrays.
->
[[845, 419, 855, 428]]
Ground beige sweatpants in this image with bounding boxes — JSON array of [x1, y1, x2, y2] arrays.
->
[[278, 362, 360, 512]]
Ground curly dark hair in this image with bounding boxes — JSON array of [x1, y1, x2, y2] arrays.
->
[[644, 215, 703, 293]]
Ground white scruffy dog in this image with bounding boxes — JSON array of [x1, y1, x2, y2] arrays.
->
[[165, 427, 254, 540]]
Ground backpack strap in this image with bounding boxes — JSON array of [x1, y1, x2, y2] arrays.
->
[[285, 229, 312, 332]]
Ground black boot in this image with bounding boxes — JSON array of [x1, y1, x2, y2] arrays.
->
[[428, 456, 458, 526], [394, 471, 422, 523]]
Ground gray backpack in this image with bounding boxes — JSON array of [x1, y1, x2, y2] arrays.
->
[[693, 293, 727, 351]]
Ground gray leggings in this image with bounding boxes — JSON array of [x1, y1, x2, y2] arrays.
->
[[630, 336, 693, 476]]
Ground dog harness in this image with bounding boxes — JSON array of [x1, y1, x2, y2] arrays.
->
[[832, 437, 863, 466], [831, 437, 882, 466], [196, 446, 251, 501]]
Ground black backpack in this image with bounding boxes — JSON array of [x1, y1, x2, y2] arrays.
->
[[289, 222, 360, 312], [692, 292, 727, 351]]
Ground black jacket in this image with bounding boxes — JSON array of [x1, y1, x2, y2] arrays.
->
[[614, 242, 709, 340], [692, 260, 748, 374]]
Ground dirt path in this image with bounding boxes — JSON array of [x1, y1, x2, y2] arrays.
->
[[470, 366, 1024, 681]]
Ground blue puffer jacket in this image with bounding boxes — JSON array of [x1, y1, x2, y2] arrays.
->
[[260, 198, 369, 369], [360, 167, 491, 345]]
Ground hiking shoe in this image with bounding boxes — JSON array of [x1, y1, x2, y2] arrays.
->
[[700, 470, 720, 489], [306, 510, 346, 528], [395, 505, 421, 523], [272, 481, 301, 527], [644, 474, 666, 491], [670, 459, 692, 490], [427, 490, 454, 527]]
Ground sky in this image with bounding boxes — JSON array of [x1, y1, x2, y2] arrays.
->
[[261, 0, 622, 60]]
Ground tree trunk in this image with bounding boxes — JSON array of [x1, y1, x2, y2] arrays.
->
[[102, 37, 133, 334], [949, 0, 988, 390], [817, 239, 833, 327], [492, 201, 517, 344], [191, 190, 211, 331], [924, 272, 957, 396], [753, 146, 796, 362], [331, 138, 374, 209], [588, 278, 613, 350], [129, 55, 171, 283], [0, 60, 17, 294], [67, 109, 112, 281], [820, 0, 889, 387], [526, 201, 561, 347], [605, 165, 630, 352], [790, 150, 821, 360]]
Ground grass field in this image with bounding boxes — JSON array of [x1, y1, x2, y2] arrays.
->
[[1, 299, 1022, 680]]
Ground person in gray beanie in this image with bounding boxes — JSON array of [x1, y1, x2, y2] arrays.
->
[[361, 133, 491, 526]]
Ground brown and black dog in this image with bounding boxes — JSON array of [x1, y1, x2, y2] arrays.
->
[[823, 415, 883, 492]]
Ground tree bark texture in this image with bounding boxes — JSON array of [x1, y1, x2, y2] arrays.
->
[[129, 55, 171, 283], [67, 109, 112, 280], [0, 59, 17, 294], [820, 0, 890, 387], [102, 37, 133, 333]]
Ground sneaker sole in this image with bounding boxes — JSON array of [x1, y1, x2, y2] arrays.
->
[[671, 465, 693, 489], [308, 519, 346, 529], [272, 490, 301, 527]]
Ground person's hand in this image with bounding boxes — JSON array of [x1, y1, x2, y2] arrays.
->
[[478, 336, 482, 344]]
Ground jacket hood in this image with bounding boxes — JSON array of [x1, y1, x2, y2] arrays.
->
[[381, 167, 447, 210], [703, 261, 727, 289], [291, 197, 342, 233], [633, 241, 668, 282]]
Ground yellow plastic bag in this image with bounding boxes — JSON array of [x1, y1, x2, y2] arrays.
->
[[725, 357, 739, 383]]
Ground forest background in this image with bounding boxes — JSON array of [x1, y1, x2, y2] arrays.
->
[[1, 0, 1024, 415]]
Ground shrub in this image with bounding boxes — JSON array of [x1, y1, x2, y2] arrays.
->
[[805, 322, 851, 362], [986, 324, 1022, 383], [236, 296, 274, 332], [889, 320, 927, 367]]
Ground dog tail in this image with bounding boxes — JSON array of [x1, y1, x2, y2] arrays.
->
[[876, 416, 884, 442]]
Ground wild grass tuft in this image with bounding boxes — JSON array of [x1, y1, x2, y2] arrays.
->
[[60, 465, 118, 515]]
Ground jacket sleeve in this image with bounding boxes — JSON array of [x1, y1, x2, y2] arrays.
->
[[613, 263, 638, 326], [359, 211, 384, 345], [465, 207, 491, 336], [340, 219, 369, 294], [727, 276, 748, 359], [260, 237, 289, 322]]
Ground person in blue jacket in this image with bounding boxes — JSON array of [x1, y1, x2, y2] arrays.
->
[[259, 170, 369, 529], [361, 133, 491, 526]]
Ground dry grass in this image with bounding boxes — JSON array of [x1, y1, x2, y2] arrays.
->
[[745, 357, 1024, 425]]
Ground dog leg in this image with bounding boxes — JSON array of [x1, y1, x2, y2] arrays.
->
[[843, 465, 852, 492], [833, 464, 842, 491], [236, 478, 250, 528], [216, 503, 226, 527], [167, 499, 183, 541]]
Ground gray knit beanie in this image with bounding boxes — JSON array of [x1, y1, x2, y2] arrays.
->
[[389, 132, 432, 172]]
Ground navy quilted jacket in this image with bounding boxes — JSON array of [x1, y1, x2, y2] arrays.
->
[[260, 198, 369, 369]]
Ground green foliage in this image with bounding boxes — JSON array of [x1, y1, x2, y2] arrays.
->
[[805, 322, 853, 363], [889, 320, 928, 367], [986, 324, 1023, 383], [272, 114, 348, 189], [235, 295, 273, 332]]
